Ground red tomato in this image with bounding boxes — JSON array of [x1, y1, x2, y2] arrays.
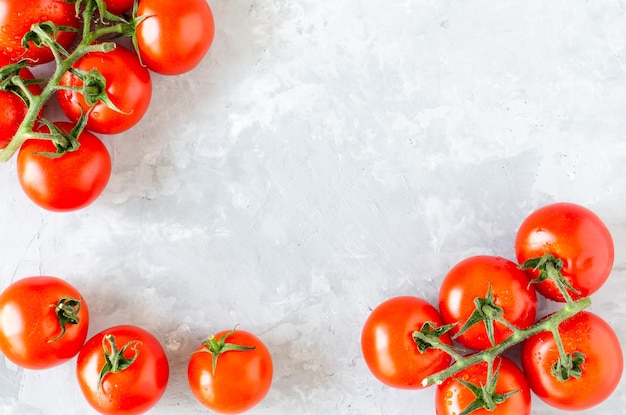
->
[[76, 325, 170, 415], [0, 67, 42, 149], [188, 328, 273, 414], [438, 255, 537, 350], [0, 0, 79, 64], [515, 202, 614, 302], [103, 0, 135, 15], [135, 0, 215, 75], [521, 311, 623, 411], [0, 276, 89, 369], [435, 356, 531, 415], [0, 90, 29, 150], [361, 296, 453, 389], [16, 122, 112, 212], [58, 44, 152, 134]]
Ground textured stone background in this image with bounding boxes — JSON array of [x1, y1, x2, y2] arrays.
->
[[1, 0, 625, 413]]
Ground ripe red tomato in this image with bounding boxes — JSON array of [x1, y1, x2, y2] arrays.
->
[[76, 325, 169, 415], [521, 311, 623, 411], [58, 44, 152, 134], [0, 0, 79, 64], [0, 90, 28, 149], [435, 356, 531, 415], [188, 328, 273, 414], [0, 276, 89, 369], [438, 255, 537, 350], [16, 122, 112, 212], [135, 0, 215, 75], [103, 0, 135, 15], [515, 202, 614, 302], [361, 296, 453, 389], [0, 67, 42, 149]]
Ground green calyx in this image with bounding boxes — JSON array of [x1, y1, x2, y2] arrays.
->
[[412, 321, 455, 354], [519, 253, 581, 302], [551, 350, 585, 382], [48, 296, 82, 342], [196, 327, 256, 375], [453, 284, 510, 348], [455, 359, 519, 415], [98, 334, 142, 392]]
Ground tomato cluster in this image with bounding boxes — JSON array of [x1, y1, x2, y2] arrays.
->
[[0, 276, 273, 414], [361, 202, 623, 414], [0, 0, 216, 212]]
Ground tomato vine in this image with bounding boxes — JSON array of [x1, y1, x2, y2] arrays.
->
[[0, 0, 138, 163], [415, 290, 591, 388]]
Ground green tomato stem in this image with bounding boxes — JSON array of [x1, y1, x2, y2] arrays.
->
[[422, 296, 591, 387], [0, 0, 133, 163]]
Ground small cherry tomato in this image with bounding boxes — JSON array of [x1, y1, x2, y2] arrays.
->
[[521, 311, 623, 411], [0, 276, 89, 369], [76, 325, 170, 415], [135, 0, 215, 75], [188, 327, 273, 414], [58, 44, 152, 134], [435, 356, 531, 415], [515, 202, 614, 302], [361, 296, 453, 389], [16, 122, 112, 212], [438, 255, 537, 350]]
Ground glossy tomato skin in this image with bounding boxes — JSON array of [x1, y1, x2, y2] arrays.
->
[[438, 255, 537, 350], [16, 122, 112, 212], [0, 0, 79, 64], [58, 44, 152, 134], [188, 329, 273, 414], [435, 356, 531, 415], [0, 276, 89, 369], [361, 296, 452, 389], [103, 0, 135, 15], [136, 0, 215, 75], [521, 311, 623, 411], [0, 67, 42, 149], [76, 325, 169, 415], [0, 90, 29, 149], [515, 202, 614, 302]]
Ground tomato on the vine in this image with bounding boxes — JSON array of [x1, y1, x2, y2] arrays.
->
[[361, 296, 453, 389], [438, 255, 537, 350], [188, 327, 273, 414], [135, 0, 215, 75], [515, 202, 614, 302], [0, 1, 79, 64], [0, 276, 89, 370], [76, 325, 169, 415], [521, 311, 623, 411], [16, 122, 112, 212], [435, 356, 531, 415], [58, 44, 152, 135]]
